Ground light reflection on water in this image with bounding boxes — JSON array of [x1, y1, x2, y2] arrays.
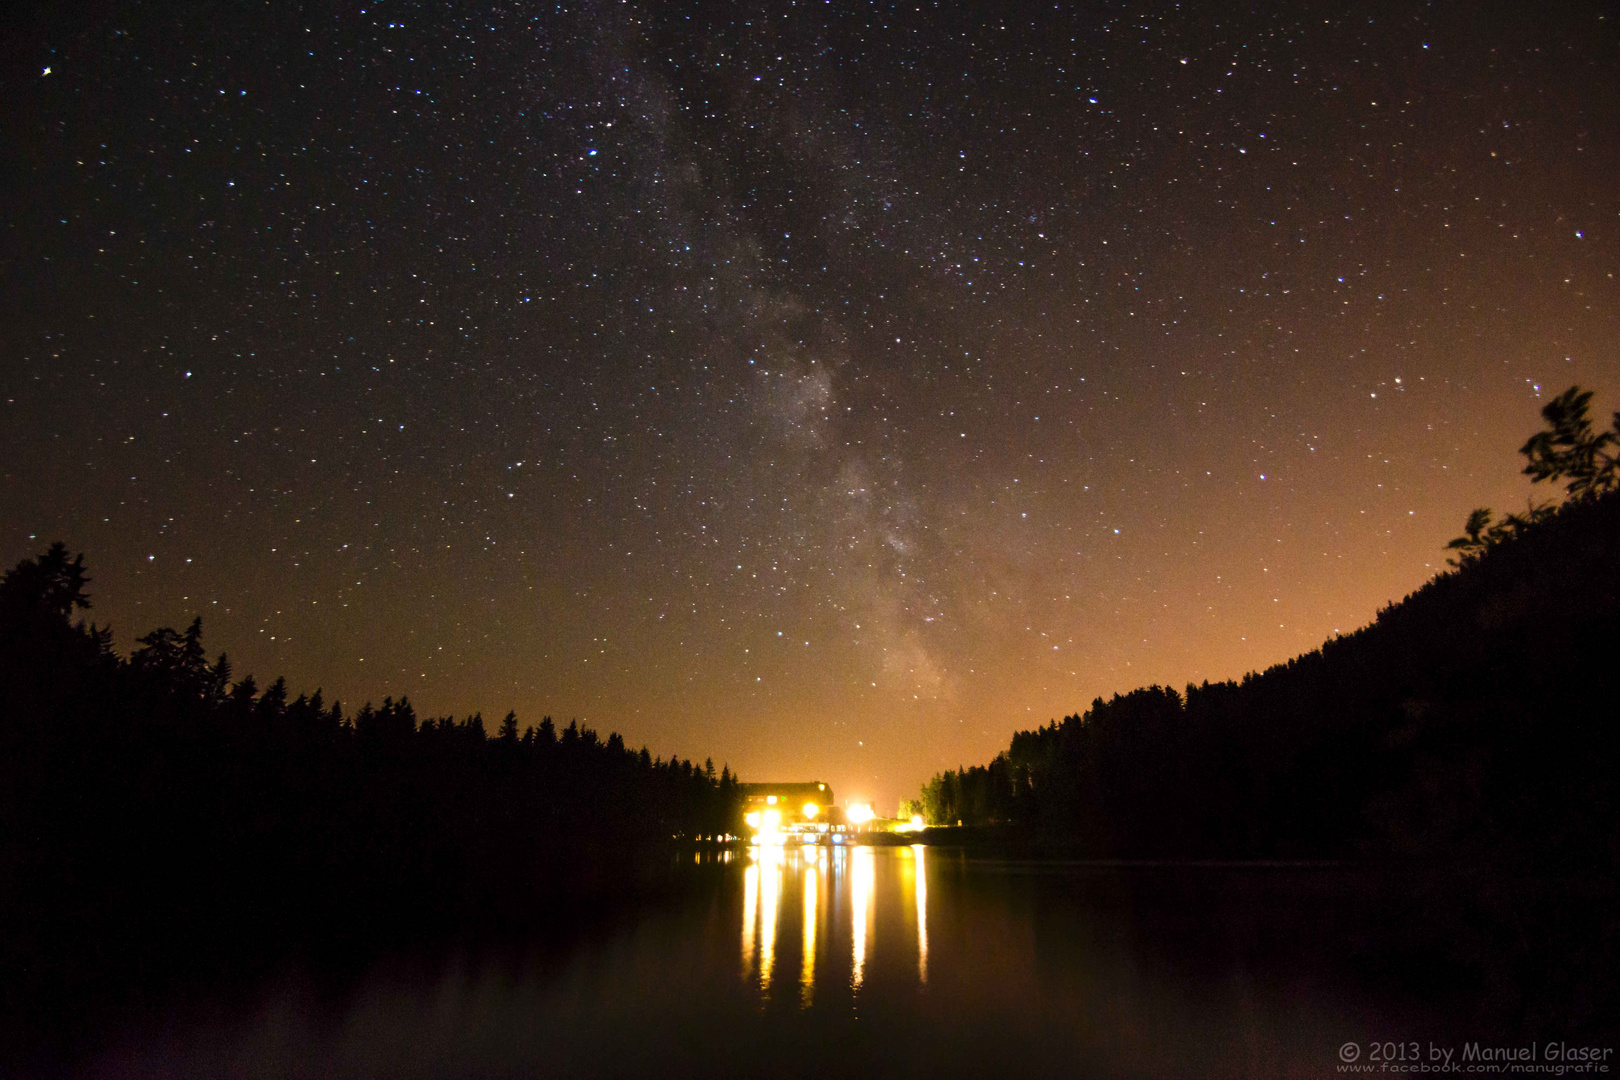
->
[[740, 850, 756, 980], [740, 843, 925, 1004], [913, 844, 928, 985], [89, 849, 1427, 1078], [757, 845, 779, 989], [800, 856, 817, 1007], [852, 845, 872, 992]]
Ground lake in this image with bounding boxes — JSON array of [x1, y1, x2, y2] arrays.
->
[[83, 845, 1521, 1078]]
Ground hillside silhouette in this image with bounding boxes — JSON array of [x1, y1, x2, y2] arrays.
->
[[914, 386, 1620, 868], [917, 487, 1618, 868], [909, 388, 1620, 1032]]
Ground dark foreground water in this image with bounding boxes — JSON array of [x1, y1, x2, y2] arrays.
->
[[79, 846, 1605, 1079]]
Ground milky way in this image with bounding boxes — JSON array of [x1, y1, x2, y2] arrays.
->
[[3, 2, 1617, 807]]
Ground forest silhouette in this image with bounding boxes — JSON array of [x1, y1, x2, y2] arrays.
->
[[0, 554, 742, 1062], [908, 387, 1620, 1030], [6, 388, 1617, 1060], [912, 386, 1619, 866]]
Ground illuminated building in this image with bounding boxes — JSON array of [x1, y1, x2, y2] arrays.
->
[[738, 782, 854, 845]]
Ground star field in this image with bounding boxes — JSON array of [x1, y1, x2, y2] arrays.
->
[[3, 1, 1617, 808]]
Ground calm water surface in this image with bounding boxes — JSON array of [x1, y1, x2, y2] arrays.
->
[[92, 847, 1436, 1078]]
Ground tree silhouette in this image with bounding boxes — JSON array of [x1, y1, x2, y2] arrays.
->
[[1444, 507, 1497, 567], [1520, 386, 1620, 500], [1447, 385, 1614, 563], [0, 541, 89, 625]]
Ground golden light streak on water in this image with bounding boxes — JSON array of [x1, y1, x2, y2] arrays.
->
[[759, 846, 780, 994], [801, 861, 818, 1007], [851, 846, 874, 992], [913, 844, 928, 985], [742, 855, 758, 980]]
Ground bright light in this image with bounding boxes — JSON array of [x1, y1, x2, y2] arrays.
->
[[803, 802, 819, 819], [766, 795, 778, 805], [848, 803, 874, 825], [910, 814, 925, 829], [751, 805, 785, 845]]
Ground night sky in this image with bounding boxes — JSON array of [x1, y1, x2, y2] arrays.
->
[[3, 2, 1616, 809]]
